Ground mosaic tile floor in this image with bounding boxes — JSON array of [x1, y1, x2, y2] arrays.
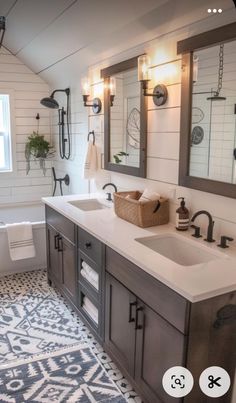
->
[[0, 269, 141, 403]]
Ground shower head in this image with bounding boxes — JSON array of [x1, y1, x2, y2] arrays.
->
[[40, 96, 59, 109], [207, 94, 226, 101], [40, 88, 70, 109]]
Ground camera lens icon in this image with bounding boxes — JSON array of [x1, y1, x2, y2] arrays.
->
[[162, 366, 194, 398]]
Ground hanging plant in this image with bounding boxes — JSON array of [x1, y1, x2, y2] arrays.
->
[[25, 131, 54, 175]]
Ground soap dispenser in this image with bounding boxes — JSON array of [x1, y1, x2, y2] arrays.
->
[[176, 197, 189, 231]]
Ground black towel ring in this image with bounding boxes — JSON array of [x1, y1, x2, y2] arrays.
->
[[87, 130, 95, 145]]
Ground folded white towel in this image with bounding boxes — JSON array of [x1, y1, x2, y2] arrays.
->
[[139, 189, 160, 202], [83, 297, 98, 324], [81, 261, 99, 284], [81, 268, 99, 290], [83, 140, 98, 179], [6, 222, 35, 261]]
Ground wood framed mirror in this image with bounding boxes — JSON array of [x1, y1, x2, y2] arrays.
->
[[101, 57, 147, 177], [177, 22, 236, 199]]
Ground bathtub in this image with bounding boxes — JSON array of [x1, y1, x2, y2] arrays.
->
[[0, 202, 46, 276]]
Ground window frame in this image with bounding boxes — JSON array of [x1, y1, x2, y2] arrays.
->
[[0, 89, 16, 176]]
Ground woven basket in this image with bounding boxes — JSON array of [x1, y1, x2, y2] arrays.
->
[[113, 191, 169, 228]]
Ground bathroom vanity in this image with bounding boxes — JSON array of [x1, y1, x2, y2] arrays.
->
[[43, 195, 236, 403]]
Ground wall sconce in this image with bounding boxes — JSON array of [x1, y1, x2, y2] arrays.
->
[[138, 54, 168, 106], [81, 77, 102, 114], [193, 55, 199, 83], [109, 77, 116, 106]]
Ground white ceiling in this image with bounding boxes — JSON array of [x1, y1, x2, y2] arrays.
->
[[0, 0, 235, 86]]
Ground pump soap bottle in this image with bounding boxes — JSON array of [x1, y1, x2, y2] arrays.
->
[[176, 197, 189, 231]]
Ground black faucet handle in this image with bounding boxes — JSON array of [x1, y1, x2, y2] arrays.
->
[[217, 236, 234, 249], [106, 192, 112, 202], [190, 224, 202, 238]]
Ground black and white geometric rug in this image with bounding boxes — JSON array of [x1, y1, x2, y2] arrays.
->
[[0, 270, 141, 403], [0, 344, 126, 402]]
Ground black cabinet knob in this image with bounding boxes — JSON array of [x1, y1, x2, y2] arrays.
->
[[85, 241, 92, 249]]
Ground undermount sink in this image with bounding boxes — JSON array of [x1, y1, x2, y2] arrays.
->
[[68, 198, 110, 211], [135, 233, 225, 267]]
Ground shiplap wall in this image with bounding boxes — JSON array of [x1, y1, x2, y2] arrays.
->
[[0, 48, 52, 205], [48, 23, 236, 246]]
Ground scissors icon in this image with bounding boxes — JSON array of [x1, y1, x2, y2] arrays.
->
[[208, 375, 221, 388], [171, 375, 185, 389]]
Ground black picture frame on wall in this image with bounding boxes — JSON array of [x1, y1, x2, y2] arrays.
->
[[177, 22, 236, 199], [101, 56, 147, 178]]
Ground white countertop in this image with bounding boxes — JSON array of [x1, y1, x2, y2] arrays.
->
[[42, 193, 236, 303]]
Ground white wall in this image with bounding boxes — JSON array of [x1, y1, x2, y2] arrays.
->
[[0, 48, 52, 205]]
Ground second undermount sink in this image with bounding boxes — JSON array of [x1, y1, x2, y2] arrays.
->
[[68, 199, 110, 211], [135, 233, 226, 267]]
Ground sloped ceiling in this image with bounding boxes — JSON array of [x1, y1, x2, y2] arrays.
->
[[0, 0, 235, 86]]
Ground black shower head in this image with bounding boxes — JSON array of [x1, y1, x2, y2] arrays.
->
[[40, 96, 59, 109], [40, 88, 70, 109], [207, 94, 226, 101]]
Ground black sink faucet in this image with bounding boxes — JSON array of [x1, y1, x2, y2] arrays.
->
[[102, 182, 117, 201], [191, 210, 215, 242]]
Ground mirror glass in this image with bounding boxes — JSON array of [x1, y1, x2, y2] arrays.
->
[[189, 39, 236, 184], [110, 67, 140, 167]]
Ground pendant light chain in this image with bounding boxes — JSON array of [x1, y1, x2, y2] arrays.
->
[[217, 44, 224, 95]]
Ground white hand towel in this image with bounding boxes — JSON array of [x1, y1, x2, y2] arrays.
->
[[83, 297, 98, 324], [139, 189, 160, 202], [81, 268, 99, 290], [6, 222, 35, 261], [81, 261, 99, 284], [83, 141, 98, 179]]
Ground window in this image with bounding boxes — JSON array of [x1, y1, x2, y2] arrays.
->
[[0, 94, 12, 172]]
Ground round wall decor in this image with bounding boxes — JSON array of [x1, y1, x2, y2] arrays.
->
[[191, 126, 204, 145]]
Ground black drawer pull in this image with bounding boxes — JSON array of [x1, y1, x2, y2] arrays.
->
[[54, 234, 59, 250], [128, 301, 137, 323], [58, 236, 63, 252], [85, 242, 92, 249], [135, 306, 143, 330]]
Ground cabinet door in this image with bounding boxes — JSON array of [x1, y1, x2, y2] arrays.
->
[[135, 300, 186, 403], [61, 236, 77, 305], [105, 273, 136, 377], [47, 225, 62, 284]]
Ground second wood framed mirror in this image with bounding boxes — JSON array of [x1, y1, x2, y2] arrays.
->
[[178, 22, 236, 199], [101, 57, 147, 177]]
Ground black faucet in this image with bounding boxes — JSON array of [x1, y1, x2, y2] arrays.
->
[[191, 210, 215, 242], [102, 182, 117, 202]]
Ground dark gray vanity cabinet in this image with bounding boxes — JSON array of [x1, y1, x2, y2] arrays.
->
[[105, 247, 236, 403], [46, 206, 77, 307], [105, 249, 186, 403]]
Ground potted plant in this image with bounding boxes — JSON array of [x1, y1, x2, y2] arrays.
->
[[25, 131, 54, 175]]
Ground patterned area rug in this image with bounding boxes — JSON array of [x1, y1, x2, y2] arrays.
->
[[0, 270, 84, 364], [0, 270, 141, 403], [0, 344, 126, 402]]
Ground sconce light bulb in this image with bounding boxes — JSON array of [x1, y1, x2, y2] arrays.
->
[[109, 77, 116, 96], [138, 54, 151, 81], [81, 77, 90, 96], [193, 55, 199, 83]]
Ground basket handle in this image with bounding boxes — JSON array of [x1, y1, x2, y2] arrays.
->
[[153, 200, 161, 213]]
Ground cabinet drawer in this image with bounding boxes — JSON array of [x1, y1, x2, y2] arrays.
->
[[106, 247, 189, 334], [78, 227, 103, 265], [45, 206, 75, 243]]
